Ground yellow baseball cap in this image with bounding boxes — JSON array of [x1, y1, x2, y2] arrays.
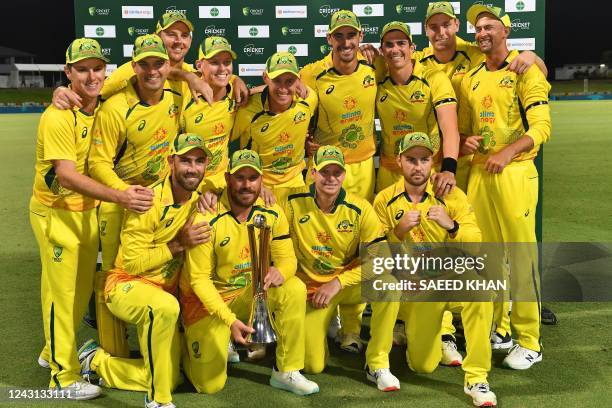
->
[[198, 36, 237, 60], [171, 133, 212, 157], [265, 52, 300, 79], [65, 38, 109, 64], [425, 2, 457, 23], [155, 11, 193, 34], [467, 4, 511, 28], [132, 34, 168, 62], [329, 10, 361, 34], [313, 146, 346, 171], [380, 21, 412, 42], [229, 149, 263, 175], [397, 132, 434, 155]]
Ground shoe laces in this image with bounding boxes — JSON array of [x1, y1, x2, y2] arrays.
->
[[443, 340, 458, 351], [471, 383, 490, 393], [372, 368, 391, 378]]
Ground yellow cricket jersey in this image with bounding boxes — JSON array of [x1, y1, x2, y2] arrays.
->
[[280, 183, 386, 289], [104, 174, 200, 298], [180, 83, 238, 181], [458, 50, 551, 164], [89, 79, 183, 190], [415, 36, 484, 95], [301, 53, 379, 164], [32, 104, 100, 211], [101, 61, 195, 100], [373, 179, 481, 244], [180, 191, 296, 327], [233, 86, 317, 186], [377, 60, 456, 173]]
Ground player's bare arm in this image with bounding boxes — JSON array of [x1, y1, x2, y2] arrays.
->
[[311, 278, 342, 309]]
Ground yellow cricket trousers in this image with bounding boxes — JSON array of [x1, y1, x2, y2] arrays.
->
[[92, 281, 181, 404], [183, 276, 306, 394], [468, 161, 541, 351], [30, 196, 98, 388], [401, 301, 493, 386]]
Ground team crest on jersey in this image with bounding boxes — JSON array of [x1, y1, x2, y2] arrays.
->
[[410, 90, 426, 103], [195, 113, 204, 124], [394, 110, 407, 122], [339, 124, 364, 149], [317, 231, 332, 243], [239, 246, 250, 259], [168, 104, 179, 118], [337, 219, 355, 233], [53, 246, 63, 262], [481, 95, 493, 109], [499, 76, 514, 88], [138, 120, 146, 131], [362, 74, 375, 88], [293, 111, 307, 124], [343, 96, 357, 110], [192, 341, 201, 359], [213, 123, 225, 135], [279, 131, 290, 143]]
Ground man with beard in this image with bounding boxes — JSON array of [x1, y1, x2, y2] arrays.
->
[[458, 4, 551, 370], [178, 150, 319, 396], [370, 133, 496, 407], [78, 133, 212, 408]]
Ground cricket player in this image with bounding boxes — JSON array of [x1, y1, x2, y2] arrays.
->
[[179, 149, 319, 396], [300, 10, 378, 202], [370, 132, 496, 407], [280, 146, 394, 374], [459, 4, 551, 369], [30, 38, 153, 399], [234, 52, 317, 202], [87, 34, 183, 356], [181, 36, 239, 192], [52, 11, 248, 108], [78, 133, 213, 408], [375, 21, 459, 196]]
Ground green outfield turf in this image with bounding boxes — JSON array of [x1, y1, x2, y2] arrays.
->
[[0, 102, 611, 407]]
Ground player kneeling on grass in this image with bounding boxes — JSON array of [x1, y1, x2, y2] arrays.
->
[[30, 38, 154, 400], [279, 146, 395, 375], [368, 133, 497, 407], [78, 133, 213, 408], [178, 149, 319, 396]]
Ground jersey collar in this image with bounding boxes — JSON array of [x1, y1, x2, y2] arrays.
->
[[393, 177, 436, 204], [219, 188, 266, 224]]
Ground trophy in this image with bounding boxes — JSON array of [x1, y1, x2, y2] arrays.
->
[[246, 214, 277, 344]]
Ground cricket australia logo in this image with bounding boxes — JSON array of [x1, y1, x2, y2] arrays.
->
[[499, 76, 514, 88], [410, 90, 426, 103], [337, 219, 355, 233], [53, 246, 63, 262], [362, 75, 375, 88], [339, 124, 364, 149], [293, 111, 306, 124]]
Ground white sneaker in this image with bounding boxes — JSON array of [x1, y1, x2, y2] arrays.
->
[[77, 339, 100, 382], [490, 331, 513, 351], [327, 313, 342, 338], [335, 332, 364, 354], [247, 343, 266, 360], [366, 366, 400, 392], [464, 382, 497, 407], [441, 338, 463, 366], [52, 379, 102, 400], [228, 341, 240, 364], [503, 344, 542, 370], [38, 355, 50, 369], [269, 367, 319, 396], [392, 322, 407, 346], [145, 395, 176, 408]]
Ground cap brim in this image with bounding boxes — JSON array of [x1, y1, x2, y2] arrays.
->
[[467, 5, 509, 27], [425, 11, 456, 23], [229, 164, 263, 175], [329, 23, 361, 34], [67, 55, 110, 64], [200, 49, 237, 60], [398, 144, 434, 155], [133, 52, 169, 62], [314, 160, 346, 171], [266, 68, 299, 79], [157, 19, 194, 34], [175, 145, 212, 157], [381, 27, 412, 42]]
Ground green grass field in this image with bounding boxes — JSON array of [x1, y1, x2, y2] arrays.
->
[[1, 101, 611, 407]]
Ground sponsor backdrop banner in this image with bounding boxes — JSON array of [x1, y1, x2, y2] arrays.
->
[[75, 0, 545, 86], [74, 0, 546, 239]]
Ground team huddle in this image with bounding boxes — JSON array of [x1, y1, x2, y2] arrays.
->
[[30, 3, 551, 408]]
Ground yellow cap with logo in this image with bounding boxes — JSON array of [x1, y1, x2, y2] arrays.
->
[[65, 38, 110, 64], [467, 4, 512, 28], [329, 10, 361, 34], [171, 133, 212, 156], [265, 52, 300, 79], [314, 145, 346, 171], [198, 36, 237, 60], [229, 149, 263, 174], [156, 11, 194, 33], [425, 2, 457, 23], [397, 132, 434, 155], [132, 34, 168, 62], [380, 21, 412, 42]]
